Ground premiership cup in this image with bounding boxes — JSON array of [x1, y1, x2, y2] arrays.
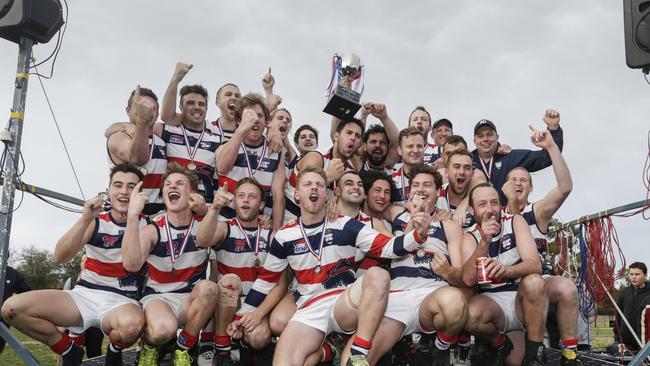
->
[[323, 53, 364, 121]]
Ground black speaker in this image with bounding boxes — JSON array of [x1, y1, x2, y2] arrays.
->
[[624, 0, 650, 70], [0, 0, 63, 44]]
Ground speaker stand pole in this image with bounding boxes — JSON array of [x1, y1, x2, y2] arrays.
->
[[0, 36, 41, 366]]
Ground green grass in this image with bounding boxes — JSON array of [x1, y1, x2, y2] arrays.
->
[[0, 328, 59, 366]]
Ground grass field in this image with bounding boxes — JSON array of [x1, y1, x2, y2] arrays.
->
[[0, 319, 617, 366]]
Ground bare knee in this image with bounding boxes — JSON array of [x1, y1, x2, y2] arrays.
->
[[247, 325, 271, 349], [550, 278, 578, 307], [519, 274, 547, 300], [362, 267, 390, 293], [465, 301, 484, 332], [270, 311, 290, 336], [195, 280, 219, 304], [116, 311, 145, 341], [436, 289, 467, 324], [1, 295, 25, 325], [147, 318, 178, 345]]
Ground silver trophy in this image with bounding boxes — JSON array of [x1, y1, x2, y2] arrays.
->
[[323, 53, 364, 121]]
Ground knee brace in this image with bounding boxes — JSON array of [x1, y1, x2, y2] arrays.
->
[[345, 276, 364, 310]]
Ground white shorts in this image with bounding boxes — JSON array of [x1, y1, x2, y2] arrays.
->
[[479, 291, 524, 333], [385, 284, 447, 336], [289, 289, 352, 336], [141, 292, 190, 324], [65, 286, 139, 335]]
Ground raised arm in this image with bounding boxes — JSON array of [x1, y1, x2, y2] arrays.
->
[[196, 183, 233, 248], [122, 182, 156, 272], [53, 196, 101, 263], [369, 103, 400, 166], [215, 109, 256, 174], [160, 63, 193, 125], [528, 125, 572, 229], [271, 151, 287, 230], [511, 109, 564, 173], [128, 86, 158, 165]]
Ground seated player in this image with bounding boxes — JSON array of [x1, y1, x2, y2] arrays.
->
[[196, 178, 290, 365], [2, 164, 148, 366], [345, 164, 467, 366], [122, 165, 218, 366], [504, 125, 579, 364], [461, 183, 549, 366]]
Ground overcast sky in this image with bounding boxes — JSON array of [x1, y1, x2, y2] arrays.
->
[[0, 1, 648, 271]]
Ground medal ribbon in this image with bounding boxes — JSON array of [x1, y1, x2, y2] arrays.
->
[[400, 167, 409, 202], [241, 138, 268, 178], [478, 157, 494, 181], [180, 125, 206, 166], [234, 218, 261, 257], [164, 214, 194, 267], [298, 218, 328, 264]]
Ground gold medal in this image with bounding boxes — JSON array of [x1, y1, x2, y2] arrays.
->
[[254, 258, 261, 268], [188, 162, 196, 171], [416, 249, 425, 257], [314, 265, 322, 274]]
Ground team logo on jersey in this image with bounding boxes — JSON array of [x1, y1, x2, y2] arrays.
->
[[293, 239, 308, 254], [495, 162, 502, 169], [323, 229, 333, 246], [323, 259, 355, 289], [102, 236, 118, 247], [259, 158, 270, 169], [413, 252, 432, 265], [234, 240, 247, 252], [169, 135, 184, 144], [199, 142, 212, 150], [258, 237, 267, 250], [118, 276, 137, 289], [501, 234, 514, 250]]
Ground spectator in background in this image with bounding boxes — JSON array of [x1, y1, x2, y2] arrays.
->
[[615, 262, 650, 352], [0, 266, 31, 353]]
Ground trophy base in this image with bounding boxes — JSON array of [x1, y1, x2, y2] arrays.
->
[[323, 86, 361, 121]]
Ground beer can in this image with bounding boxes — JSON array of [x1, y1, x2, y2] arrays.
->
[[476, 257, 492, 285]]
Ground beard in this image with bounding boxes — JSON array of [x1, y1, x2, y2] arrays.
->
[[367, 149, 387, 167]]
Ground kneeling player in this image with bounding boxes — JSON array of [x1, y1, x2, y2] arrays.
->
[[345, 165, 468, 366], [122, 165, 218, 366], [1, 164, 147, 366]]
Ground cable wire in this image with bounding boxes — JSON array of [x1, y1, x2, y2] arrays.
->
[[32, 64, 85, 200]]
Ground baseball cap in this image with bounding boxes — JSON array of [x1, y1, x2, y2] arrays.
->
[[432, 118, 453, 130], [473, 119, 497, 135]]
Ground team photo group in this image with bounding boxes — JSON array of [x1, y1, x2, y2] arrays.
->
[[0, 60, 582, 366]]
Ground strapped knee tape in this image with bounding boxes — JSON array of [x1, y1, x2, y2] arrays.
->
[[217, 275, 240, 307], [346, 276, 364, 310]]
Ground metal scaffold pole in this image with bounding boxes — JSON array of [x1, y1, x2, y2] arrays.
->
[[0, 37, 41, 366]]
